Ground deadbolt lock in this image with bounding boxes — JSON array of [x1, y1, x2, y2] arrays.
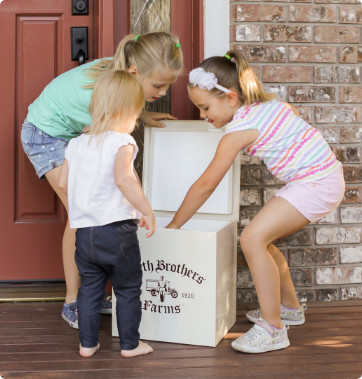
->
[[72, 0, 89, 15]]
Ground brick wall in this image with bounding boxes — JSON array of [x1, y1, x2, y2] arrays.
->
[[229, 0, 362, 304]]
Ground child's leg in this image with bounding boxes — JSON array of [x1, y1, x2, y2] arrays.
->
[[240, 196, 309, 329], [120, 341, 153, 358], [62, 221, 79, 303], [109, 221, 153, 357], [79, 343, 100, 358], [45, 167, 80, 304], [75, 227, 108, 355], [267, 244, 301, 309]]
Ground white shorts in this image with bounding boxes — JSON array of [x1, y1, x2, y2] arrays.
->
[[275, 166, 345, 223]]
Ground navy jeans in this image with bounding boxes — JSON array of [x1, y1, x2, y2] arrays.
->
[[75, 220, 142, 350]]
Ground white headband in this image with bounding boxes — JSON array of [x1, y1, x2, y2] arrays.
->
[[189, 67, 230, 93]]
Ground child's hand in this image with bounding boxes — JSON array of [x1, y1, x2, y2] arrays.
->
[[139, 213, 156, 238], [139, 111, 177, 128]]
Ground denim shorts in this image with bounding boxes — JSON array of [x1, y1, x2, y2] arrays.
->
[[21, 119, 69, 179]]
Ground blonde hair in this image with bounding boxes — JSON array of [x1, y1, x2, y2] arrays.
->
[[85, 32, 183, 87], [89, 70, 144, 135], [192, 50, 274, 105]]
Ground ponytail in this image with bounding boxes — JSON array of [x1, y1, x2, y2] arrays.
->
[[110, 34, 139, 72], [225, 50, 274, 104], [84, 32, 183, 89], [199, 50, 274, 105]]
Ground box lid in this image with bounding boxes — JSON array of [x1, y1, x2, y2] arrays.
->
[[142, 120, 241, 221]]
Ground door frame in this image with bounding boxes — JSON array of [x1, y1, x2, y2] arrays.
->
[[171, 0, 204, 120]]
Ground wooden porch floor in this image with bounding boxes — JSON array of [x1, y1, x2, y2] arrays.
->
[[0, 296, 361, 378]]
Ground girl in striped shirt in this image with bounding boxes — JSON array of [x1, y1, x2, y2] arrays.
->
[[166, 50, 345, 354]]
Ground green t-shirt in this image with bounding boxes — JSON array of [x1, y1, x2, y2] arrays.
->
[[27, 59, 106, 141]]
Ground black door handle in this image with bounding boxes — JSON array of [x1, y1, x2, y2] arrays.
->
[[77, 49, 86, 65], [71, 27, 88, 65]]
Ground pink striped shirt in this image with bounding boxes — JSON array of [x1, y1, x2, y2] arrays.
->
[[225, 101, 341, 183]]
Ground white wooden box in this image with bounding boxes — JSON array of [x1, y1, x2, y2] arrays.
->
[[112, 120, 240, 347]]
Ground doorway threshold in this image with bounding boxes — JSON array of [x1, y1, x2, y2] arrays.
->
[[0, 281, 66, 302]]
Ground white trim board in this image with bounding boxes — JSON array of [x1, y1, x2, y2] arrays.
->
[[203, 0, 229, 59]]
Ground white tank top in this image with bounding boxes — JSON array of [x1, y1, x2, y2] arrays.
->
[[65, 131, 141, 229]]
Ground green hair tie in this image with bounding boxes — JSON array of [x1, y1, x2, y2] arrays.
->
[[135, 35, 141, 42], [175, 42, 181, 48], [224, 54, 231, 60]]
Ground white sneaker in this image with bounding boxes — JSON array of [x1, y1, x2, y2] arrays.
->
[[246, 303, 307, 326], [231, 319, 290, 353]]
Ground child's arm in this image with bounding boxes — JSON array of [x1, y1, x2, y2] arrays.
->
[[167, 129, 258, 229], [139, 111, 177, 128], [285, 103, 300, 117], [133, 167, 141, 185], [58, 159, 69, 196], [115, 145, 156, 237]]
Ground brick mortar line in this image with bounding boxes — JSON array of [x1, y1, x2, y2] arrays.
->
[[230, 1, 362, 6], [238, 262, 362, 268], [230, 42, 362, 47], [231, 42, 362, 46], [238, 246, 362, 250], [249, 63, 358, 68], [237, 286, 362, 289], [230, 22, 362, 26]]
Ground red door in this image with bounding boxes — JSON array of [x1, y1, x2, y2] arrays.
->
[[171, 0, 203, 120], [0, 0, 103, 280], [0, 0, 202, 281]]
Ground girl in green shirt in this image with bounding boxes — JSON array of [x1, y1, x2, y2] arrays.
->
[[21, 32, 183, 329]]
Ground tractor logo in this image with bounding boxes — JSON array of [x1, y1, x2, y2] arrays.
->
[[146, 276, 178, 302]]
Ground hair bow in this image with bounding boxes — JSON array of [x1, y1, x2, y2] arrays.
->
[[189, 67, 230, 93]]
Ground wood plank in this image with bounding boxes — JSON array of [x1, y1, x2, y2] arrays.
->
[[1, 349, 362, 366], [1, 371, 360, 379], [2, 361, 362, 377], [0, 300, 361, 378]]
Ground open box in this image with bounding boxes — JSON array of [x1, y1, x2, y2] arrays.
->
[[112, 120, 240, 347]]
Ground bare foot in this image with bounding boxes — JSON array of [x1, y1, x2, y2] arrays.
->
[[79, 343, 100, 358], [121, 341, 153, 358]]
